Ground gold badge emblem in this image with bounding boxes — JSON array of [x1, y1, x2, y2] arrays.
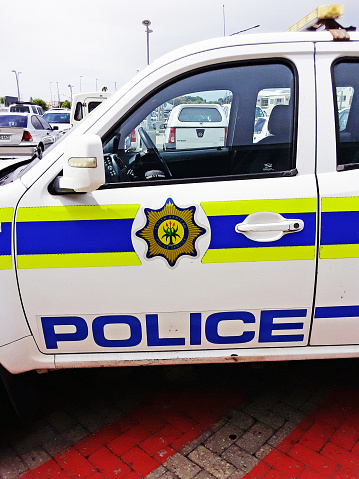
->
[[136, 198, 206, 267]]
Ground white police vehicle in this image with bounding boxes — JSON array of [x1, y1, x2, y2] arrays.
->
[[0, 5, 359, 406]]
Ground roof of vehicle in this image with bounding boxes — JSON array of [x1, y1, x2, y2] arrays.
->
[[148, 31, 359, 72]]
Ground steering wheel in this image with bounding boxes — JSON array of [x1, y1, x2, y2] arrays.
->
[[137, 127, 172, 178]]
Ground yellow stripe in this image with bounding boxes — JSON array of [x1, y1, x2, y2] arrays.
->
[[202, 246, 315, 263], [17, 204, 140, 222], [0, 255, 12, 269], [0, 208, 13, 222], [201, 198, 316, 216], [320, 244, 359, 259], [322, 196, 359, 213], [17, 252, 142, 269]]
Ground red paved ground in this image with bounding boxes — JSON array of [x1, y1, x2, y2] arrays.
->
[[16, 389, 359, 479]]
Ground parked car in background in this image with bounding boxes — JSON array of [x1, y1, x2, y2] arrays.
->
[[0, 112, 59, 158], [9, 102, 44, 116], [43, 108, 71, 135], [253, 116, 269, 143], [70, 92, 112, 127], [163, 103, 228, 150], [338, 107, 350, 132]]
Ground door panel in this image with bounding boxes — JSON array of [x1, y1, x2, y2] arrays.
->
[[312, 43, 359, 345], [15, 48, 318, 358]]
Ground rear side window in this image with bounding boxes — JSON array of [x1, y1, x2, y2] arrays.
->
[[31, 116, 44, 130], [178, 107, 223, 122], [333, 60, 359, 170]]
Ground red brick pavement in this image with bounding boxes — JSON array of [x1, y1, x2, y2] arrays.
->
[[16, 390, 359, 479]]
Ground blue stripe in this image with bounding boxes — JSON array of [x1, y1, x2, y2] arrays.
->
[[208, 213, 316, 249], [17, 219, 135, 255], [0, 223, 12, 255], [321, 212, 359, 245], [315, 305, 359, 318]]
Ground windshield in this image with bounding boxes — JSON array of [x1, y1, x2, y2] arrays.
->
[[43, 112, 70, 123], [0, 115, 27, 127]]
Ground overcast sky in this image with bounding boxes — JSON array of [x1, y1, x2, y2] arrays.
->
[[2, 0, 359, 103]]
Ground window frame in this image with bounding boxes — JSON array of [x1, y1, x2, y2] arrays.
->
[[332, 57, 359, 172], [100, 58, 299, 190]]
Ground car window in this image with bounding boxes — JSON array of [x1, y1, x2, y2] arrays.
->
[[10, 106, 30, 113], [38, 116, 52, 129], [102, 61, 296, 185], [31, 115, 44, 130], [43, 112, 70, 123], [88, 101, 102, 113], [178, 106, 223, 122], [0, 115, 27, 128], [333, 60, 359, 169]]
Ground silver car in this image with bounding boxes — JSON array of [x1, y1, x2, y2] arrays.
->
[[0, 112, 59, 158]]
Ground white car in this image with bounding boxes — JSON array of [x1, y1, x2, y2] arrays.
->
[[43, 109, 71, 135], [163, 103, 228, 150], [0, 112, 59, 158], [9, 102, 44, 116]]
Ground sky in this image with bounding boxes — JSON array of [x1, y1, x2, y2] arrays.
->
[[2, 0, 359, 103]]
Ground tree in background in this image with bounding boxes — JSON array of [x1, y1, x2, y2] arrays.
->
[[61, 100, 71, 109], [0, 97, 5, 105], [32, 98, 48, 111]]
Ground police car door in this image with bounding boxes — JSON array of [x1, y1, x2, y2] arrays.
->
[[15, 42, 318, 362], [311, 38, 359, 347]]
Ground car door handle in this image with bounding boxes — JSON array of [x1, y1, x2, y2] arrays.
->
[[235, 212, 304, 242]]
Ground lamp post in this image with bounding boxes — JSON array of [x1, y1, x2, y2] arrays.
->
[[50, 82, 53, 105], [11, 70, 21, 102], [80, 75, 83, 92], [68, 84, 74, 102], [142, 19, 153, 65], [96, 78, 98, 91], [56, 82, 61, 107]]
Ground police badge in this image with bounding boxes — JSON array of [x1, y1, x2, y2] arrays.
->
[[136, 198, 206, 267]]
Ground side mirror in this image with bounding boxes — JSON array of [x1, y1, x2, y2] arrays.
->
[[52, 125, 59, 130], [53, 134, 105, 193]]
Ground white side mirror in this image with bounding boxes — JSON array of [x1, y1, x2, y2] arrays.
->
[[54, 134, 105, 193]]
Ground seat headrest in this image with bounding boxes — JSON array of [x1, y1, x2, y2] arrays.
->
[[267, 105, 292, 141]]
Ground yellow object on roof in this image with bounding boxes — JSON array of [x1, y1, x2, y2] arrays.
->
[[287, 4, 344, 32]]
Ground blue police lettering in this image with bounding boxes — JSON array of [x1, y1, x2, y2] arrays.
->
[[41, 310, 306, 349]]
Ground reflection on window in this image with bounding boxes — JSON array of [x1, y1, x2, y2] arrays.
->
[[334, 61, 359, 169], [102, 62, 295, 185]]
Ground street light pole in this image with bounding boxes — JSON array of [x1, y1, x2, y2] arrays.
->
[[68, 84, 74, 102], [80, 75, 83, 92], [11, 70, 21, 101], [56, 82, 61, 106], [50, 82, 53, 105], [142, 19, 153, 65], [96, 78, 98, 91]]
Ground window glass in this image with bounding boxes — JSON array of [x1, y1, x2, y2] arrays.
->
[[0, 115, 27, 127], [333, 61, 359, 169], [31, 116, 43, 130], [102, 62, 295, 185], [88, 101, 102, 113], [38, 117, 51, 129]]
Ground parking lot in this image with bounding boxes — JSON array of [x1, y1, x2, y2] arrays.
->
[[1, 358, 359, 479]]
